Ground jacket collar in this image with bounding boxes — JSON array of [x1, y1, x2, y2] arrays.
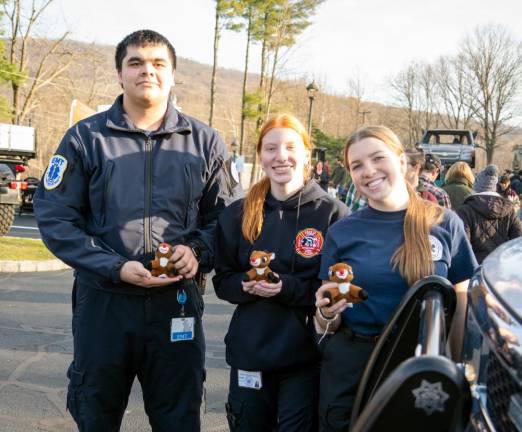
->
[[106, 94, 192, 136], [446, 177, 471, 187]]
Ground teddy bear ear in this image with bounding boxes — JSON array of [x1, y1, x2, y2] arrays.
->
[[270, 253, 275, 260], [328, 268, 332, 277]]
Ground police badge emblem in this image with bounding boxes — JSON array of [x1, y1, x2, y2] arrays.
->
[[411, 380, 449, 415], [44, 155, 68, 190]]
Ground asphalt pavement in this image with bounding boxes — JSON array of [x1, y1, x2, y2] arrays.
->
[[6, 213, 40, 239], [0, 269, 234, 431]]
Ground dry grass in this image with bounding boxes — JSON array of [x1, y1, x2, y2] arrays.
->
[[0, 236, 56, 260]]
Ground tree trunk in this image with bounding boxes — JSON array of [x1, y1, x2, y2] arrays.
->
[[255, 11, 269, 132], [265, 45, 280, 118], [239, 12, 252, 156], [11, 82, 19, 124], [209, 8, 221, 127]]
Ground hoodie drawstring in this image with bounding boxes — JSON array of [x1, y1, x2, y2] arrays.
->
[[290, 189, 303, 274]]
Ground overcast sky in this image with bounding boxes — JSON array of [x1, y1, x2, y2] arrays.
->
[[43, 0, 522, 104]]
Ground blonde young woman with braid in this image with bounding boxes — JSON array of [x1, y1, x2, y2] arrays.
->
[[314, 126, 477, 431], [213, 114, 347, 432]]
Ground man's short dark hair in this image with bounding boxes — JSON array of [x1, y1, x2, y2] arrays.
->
[[115, 29, 177, 72]]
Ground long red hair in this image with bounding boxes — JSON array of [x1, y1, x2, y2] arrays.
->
[[242, 114, 313, 243]]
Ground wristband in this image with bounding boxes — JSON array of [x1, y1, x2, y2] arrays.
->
[[318, 307, 338, 322]]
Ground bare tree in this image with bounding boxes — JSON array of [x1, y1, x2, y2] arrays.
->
[[3, 0, 74, 125], [391, 62, 440, 146], [460, 24, 522, 163], [434, 54, 475, 129], [347, 73, 366, 129], [391, 63, 423, 146], [418, 63, 439, 130]]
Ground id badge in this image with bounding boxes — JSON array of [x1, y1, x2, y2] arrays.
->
[[170, 317, 194, 342], [238, 369, 262, 390]]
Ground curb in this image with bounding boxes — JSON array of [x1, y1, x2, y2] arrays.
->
[[0, 259, 70, 273]]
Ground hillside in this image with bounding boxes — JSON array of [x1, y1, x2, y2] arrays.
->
[[1, 38, 520, 177]]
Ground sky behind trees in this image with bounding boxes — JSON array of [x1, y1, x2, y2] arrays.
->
[[43, 0, 522, 104]]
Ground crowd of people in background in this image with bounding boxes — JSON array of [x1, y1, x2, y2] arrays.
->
[[314, 153, 522, 267]]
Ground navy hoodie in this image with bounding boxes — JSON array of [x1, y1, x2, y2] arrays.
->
[[213, 181, 348, 371]]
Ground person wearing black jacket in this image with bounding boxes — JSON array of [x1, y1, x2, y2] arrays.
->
[[457, 164, 522, 263], [213, 114, 348, 432]]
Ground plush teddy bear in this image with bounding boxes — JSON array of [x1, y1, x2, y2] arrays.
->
[[324, 262, 368, 307], [150, 242, 178, 278], [243, 250, 280, 283]]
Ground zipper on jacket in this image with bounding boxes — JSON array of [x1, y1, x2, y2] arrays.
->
[[144, 136, 153, 255], [184, 164, 193, 226], [100, 160, 114, 226]]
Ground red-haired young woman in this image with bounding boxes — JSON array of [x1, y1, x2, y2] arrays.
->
[[213, 114, 347, 432]]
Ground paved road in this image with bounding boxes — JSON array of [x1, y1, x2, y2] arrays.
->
[[7, 213, 40, 239], [0, 270, 234, 431]]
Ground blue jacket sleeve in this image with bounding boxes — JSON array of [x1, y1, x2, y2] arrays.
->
[[34, 134, 127, 282], [186, 132, 243, 272], [212, 207, 257, 305], [274, 274, 321, 307], [447, 212, 478, 283]]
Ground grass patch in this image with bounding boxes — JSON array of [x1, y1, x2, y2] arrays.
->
[[0, 236, 56, 261]]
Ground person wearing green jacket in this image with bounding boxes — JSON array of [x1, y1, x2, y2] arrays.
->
[[443, 161, 474, 209]]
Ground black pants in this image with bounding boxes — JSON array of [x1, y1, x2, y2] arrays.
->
[[318, 329, 376, 432], [226, 363, 319, 432], [67, 277, 205, 432]]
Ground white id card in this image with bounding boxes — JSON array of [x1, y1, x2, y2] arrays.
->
[[238, 370, 262, 390], [170, 317, 194, 342]]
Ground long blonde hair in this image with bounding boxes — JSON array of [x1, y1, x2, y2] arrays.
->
[[344, 126, 444, 286], [445, 161, 475, 187], [242, 114, 313, 243]]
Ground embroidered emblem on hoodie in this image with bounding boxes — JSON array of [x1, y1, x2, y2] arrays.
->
[[295, 228, 324, 258]]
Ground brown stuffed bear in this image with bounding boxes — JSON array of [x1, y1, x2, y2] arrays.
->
[[150, 242, 178, 278], [324, 262, 368, 306], [243, 250, 280, 283]]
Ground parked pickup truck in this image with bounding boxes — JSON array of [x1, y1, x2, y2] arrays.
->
[[416, 129, 477, 168], [0, 123, 36, 235]]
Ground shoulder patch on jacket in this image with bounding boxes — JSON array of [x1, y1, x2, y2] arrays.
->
[[44, 155, 68, 190], [429, 235, 443, 261], [295, 228, 324, 258]]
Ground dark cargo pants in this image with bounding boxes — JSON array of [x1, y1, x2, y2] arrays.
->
[[225, 363, 319, 432], [67, 276, 205, 432], [318, 329, 375, 432]]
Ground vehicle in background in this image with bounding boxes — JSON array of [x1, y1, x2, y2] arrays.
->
[[0, 123, 36, 235], [416, 129, 477, 169], [18, 176, 39, 215], [462, 237, 522, 431]]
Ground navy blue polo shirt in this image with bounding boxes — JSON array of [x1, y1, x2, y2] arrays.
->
[[319, 206, 478, 335]]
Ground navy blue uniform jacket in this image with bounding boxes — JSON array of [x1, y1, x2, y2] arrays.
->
[[35, 95, 239, 293]]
